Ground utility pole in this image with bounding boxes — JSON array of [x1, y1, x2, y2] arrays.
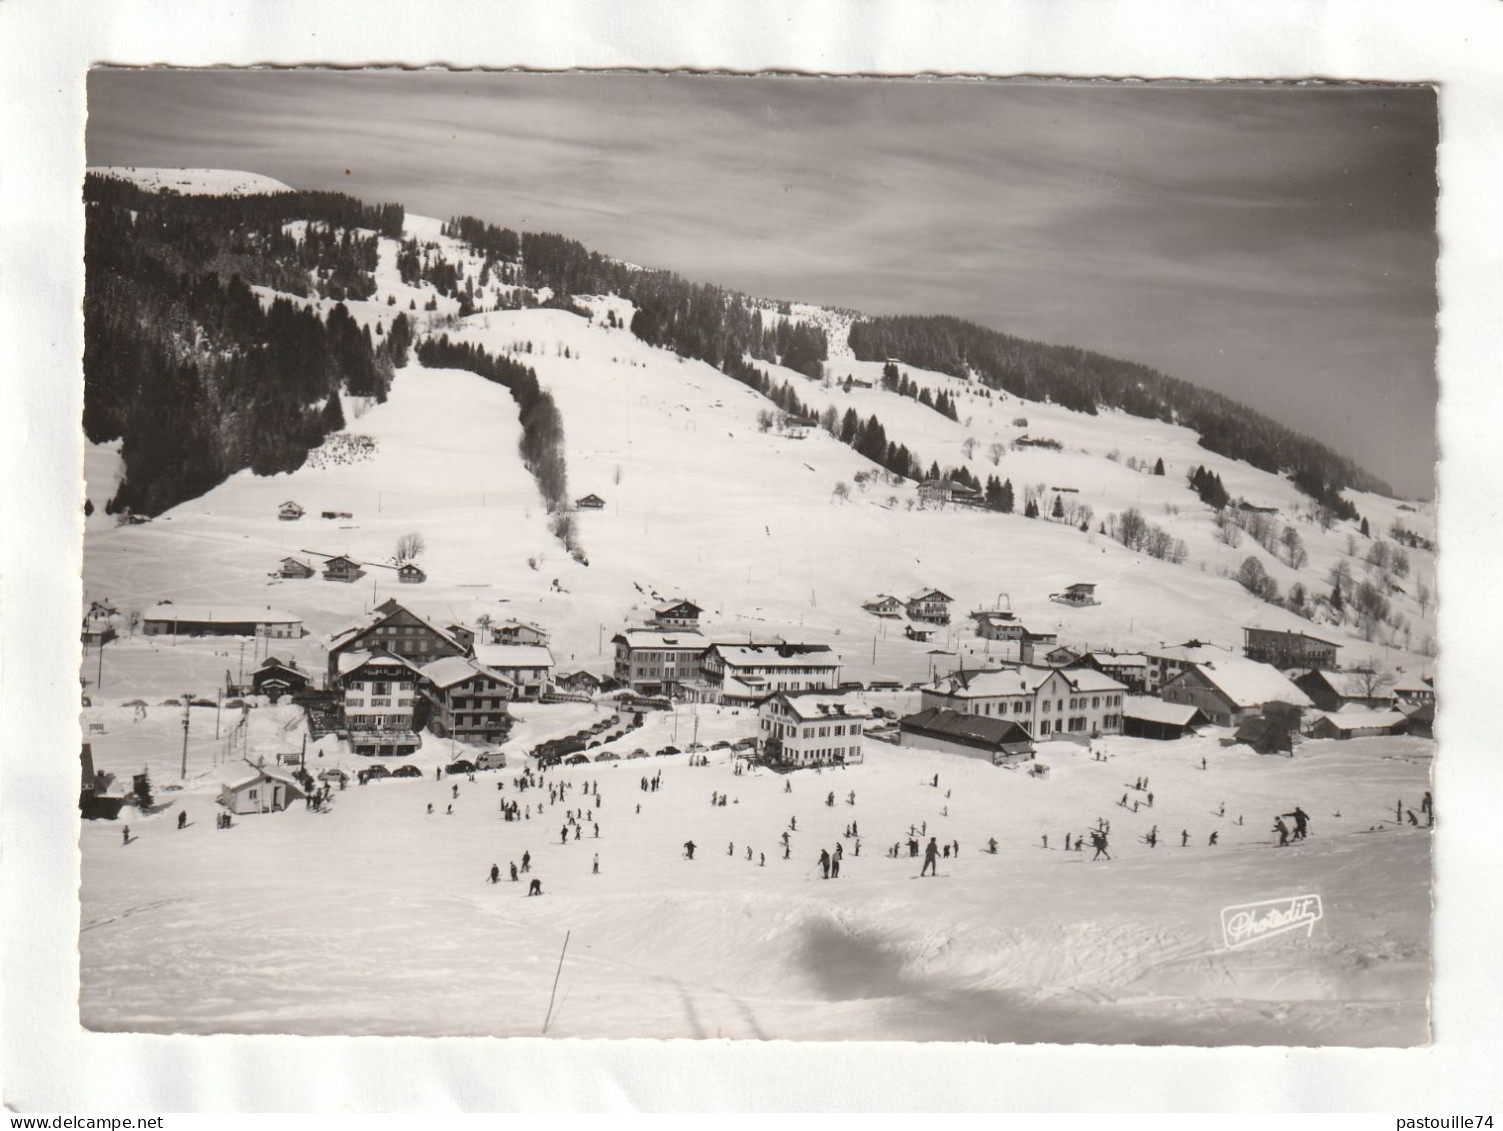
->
[[180, 691, 192, 779], [96, 636, 105, 690], [215, 687, 222, 741]]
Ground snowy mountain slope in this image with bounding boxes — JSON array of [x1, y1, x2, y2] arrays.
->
[[80, 190, 1437, 695], [89, 167, 294, 196]]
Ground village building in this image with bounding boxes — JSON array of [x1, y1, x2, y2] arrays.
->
[[488, 618, 550, 647], [220, 764, 306, 814], [920, 664, 1127, 740], [555, 670, 603, 696], [899, 706, 1036, 765], [1242, 626, 1341, 670], [252, 656, 311, 701], [1043, 645, 1081, 667], [904, 623, 936, 642], [338, 650, 425, 757], [1399, 701, 1434, 739], [417, 656, 514, 745], [322, 555, 366, 584], [1050, 582, 1099, 608], [906, 588, 954, 625], [1071, 651, 1150, 693], [277, 556, 316, 579], [1292, 668, 1397, 713], [650, 600, 703, 631], [325, 599, 469, 687], [471, 643, 555, 701], [444, 623, 476, 653], [1159, 657, 1313, 727], [278, 500, 305, 521], [861, 594, 905, 618], [969, 611, 1058, 664], [142, 603, 303, 639], [756, 690, 871, 767], [1121, 696, 1209, 741], [81, 601, 116, 647], [1305, 708, 1410, 741], [79, 743, 125, 820], [1393, 674, 1436, 707], [611, 629, 710, 696], [1142, 640, 1234, 693], [698, 642, 842, 705], [397, 563, 427, 584], [575, 494, 606, 510], [918, 479, 981, 506]]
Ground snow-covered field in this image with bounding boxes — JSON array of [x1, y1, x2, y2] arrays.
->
[[81, 724, 1432, 1043], [75, 179, 1438, 1045]]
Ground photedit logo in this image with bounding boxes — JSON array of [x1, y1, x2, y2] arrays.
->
[[1220, 894, 1323, 949]]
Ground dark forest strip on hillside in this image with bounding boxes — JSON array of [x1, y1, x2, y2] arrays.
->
[[412, 336, 570, 521], [84, 177, 409, 516], [440, 217, 829, 378], [849, 314, 1386, 514]]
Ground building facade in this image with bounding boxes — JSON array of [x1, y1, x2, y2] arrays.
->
[[1242, 627, 1341, 670], [471, 643, 554, 701], [418, 656, 514, 745], [756, 691, 870, 767], [611, 629, 708, 696], [700, 642, 841, 704], [339, 651, 424, 757], [142, 604, 302, 639], [919, 664, 1126, 740], [326, 599, 469, 687]]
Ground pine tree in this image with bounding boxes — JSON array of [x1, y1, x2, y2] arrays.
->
[[1153, 457, 1165, 476], [1360, 517, 1370, 537], [1000, 479, 1014, 514], [1024, 499, 1039, 519], [1051, 494, 1065, 519]]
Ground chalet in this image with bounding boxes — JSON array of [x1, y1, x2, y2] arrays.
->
[[1231, 713, 1296, 755], [862, 595, 905, 618], [611, 629, 709, 696], [699, 642, 842, 705], [397, 563, 427, 584], [1241, 627, 1341, 671], [906, 588, 954, 625], [920, 664, 1126, 740], [278, 556, 316, 579], [1393, 674, 1436, 707], [904, 624, 935, 642], [338, 650, 425, 757], [418, 656, 514, 745], [221, 764, 306, 814], [1050, 583, 1099, 608], [575, 494, 606, 510], [651, 600, 703, 630], [1071, 651, 1149, 693], [918, 479, 981, 506], [79, 743, 124, 820], [1293, 668, 1397, 713], [142, 604, 302, 639], [325, 599, 469, 687], [445, 623, 476, 653], [756, 690, 871, 768], [899, 707, 1035, 765], [1306, 709, 1409, 741], [556, 670, 603, 696], [81, 601, 116, 646], [251, 656, 311, 701], [471, 643, 555, 701], [1143, 640, 1233, 693], [490, 619, 550, 647], [1044, 645, 1081, 667], [322, 555, 365, 584], [1400, 701, 1434, 739], [1159, 658, 1312, 727], [278, 501, 305, 521], [1121, 696, 1209, 741]]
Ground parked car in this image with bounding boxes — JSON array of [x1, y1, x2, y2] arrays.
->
[[626, 750, 649, 760], [476, 750, 507, 770], [710, 740, 732, 750], [389, 764, 422, 778], [566, 754, 590, 765]]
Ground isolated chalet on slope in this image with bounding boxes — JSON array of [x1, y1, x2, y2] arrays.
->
[[905, 589, 953, 624], [756, 690, 871, 767], [650, 600, 703, 630], [920, 664, 1126, 740], [142, 603, 302, 639], [1159, 657, 1313, 727]]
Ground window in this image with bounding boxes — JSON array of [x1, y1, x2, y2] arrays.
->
[[1092, 696, 1100, 709], [374, 681, 391, 696]]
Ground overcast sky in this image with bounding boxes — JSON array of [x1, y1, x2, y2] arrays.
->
[[87, 71, 1438, 498]]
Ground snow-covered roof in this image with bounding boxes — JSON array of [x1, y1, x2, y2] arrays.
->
[[338, 649, 424, 678], [223, 766, 305, 792], [142, 604, 301, 625], [1311, 709, 1408, 731], [1393, 674, 1434, 694], [420, 655, 514, 689], [901, 707, 1032, 746], [613, 629, 707, 650], [907, 588, 953, 602], [933, 664, 1126, 698], [1123, 696, 1205, 727], [709, 643, 839, 670], [1060, 668, 1131, 693], [326, 601, 465, 654], [472, 643, 555, 670], [1147, 642, 1234, 664], [771, 690, 873, 721], [1188, 658, 1313, 709], [1082, 651, 1148, 668]]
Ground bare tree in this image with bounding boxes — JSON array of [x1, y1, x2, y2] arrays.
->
[[395, 531, 426, 562], [1346, 657, 1397, 701], [961, 437, 977, 460], [1416, 579, 1432, 617], [1279, 524, 1309, 569], [832, 481, 851, 502], [987, 441, 1005, 465]]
